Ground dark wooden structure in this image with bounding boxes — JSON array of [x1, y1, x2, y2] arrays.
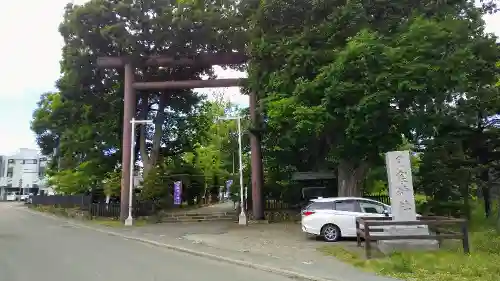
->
[[96, 53, 265, 221], [292, 171, 337, 201], [356, 216, 470, 259]]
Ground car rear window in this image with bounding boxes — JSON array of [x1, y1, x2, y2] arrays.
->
[[306, 201, 334, 210], [333, 200, 357, 212]]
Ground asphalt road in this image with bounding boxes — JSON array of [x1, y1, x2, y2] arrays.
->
[[0, 202, 294, 281]]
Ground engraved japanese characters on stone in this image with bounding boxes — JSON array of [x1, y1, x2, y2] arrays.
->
[[399, 199, 413, 211], [386, 150, 418, 221], [394, 156, 411, 196]]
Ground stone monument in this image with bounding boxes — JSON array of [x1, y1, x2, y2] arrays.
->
[[377, 150, 439, 254]]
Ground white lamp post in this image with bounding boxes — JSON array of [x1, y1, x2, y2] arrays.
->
[[125, 118, 153, 226], [218, 115, 247, 226]]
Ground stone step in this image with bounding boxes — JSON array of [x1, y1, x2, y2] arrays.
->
[[158, 210, 238, 223], [161, 216, 237, 223], [170, 214, 235, 218], [163, 212, 235, 218]]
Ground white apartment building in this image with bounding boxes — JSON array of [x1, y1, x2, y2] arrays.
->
[[0, 148, 51, 200]]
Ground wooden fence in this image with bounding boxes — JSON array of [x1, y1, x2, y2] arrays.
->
[[356, 216, 469, 259]]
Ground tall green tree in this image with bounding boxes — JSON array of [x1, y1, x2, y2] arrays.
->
[[182, 99, 249, 193], [31, 0, 247, 194], [138, 98, 248, 206], [247, 0, 499, 196]]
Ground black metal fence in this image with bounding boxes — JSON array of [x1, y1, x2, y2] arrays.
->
[[262, 194, 391, 210], [87, 202, 155, 218], [87, 203, 121, 218], [31, 195, 91, 207], [30, 195, 156, 218], [364, 194, 391, 205], [30, 194, 391, 216], [265, 200, 291, 210]]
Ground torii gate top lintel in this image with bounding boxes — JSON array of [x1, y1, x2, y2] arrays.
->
[[96, 52, 248, 68]]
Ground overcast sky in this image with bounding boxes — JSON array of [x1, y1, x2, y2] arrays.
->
[[0, 0, 498, 156]]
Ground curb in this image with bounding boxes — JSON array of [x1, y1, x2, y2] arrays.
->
[[22, 207, 337, 281]]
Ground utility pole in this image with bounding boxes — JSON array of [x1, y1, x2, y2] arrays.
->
[[218, 115, 247, 226], [125, 118, 153, 226]]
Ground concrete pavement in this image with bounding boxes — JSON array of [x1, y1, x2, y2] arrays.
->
[[96, 222, 399, 281], [18, 207, 399, 281], [0, 202, 295, 281]]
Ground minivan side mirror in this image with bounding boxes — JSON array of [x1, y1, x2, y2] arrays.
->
[[383, 209, 390, 217]]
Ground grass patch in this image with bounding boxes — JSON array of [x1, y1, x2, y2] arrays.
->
[[90, 218, 148, 227], [319, 205, 500, 281], [31, 205, 85, 217], [319, 243, 499, 281], [30, 204, 149, 227]]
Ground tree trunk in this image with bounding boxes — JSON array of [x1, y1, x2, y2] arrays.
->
[[482, 183, 491, 218], [459, 142, 471, 219], [496, 186, 500, 232], [461, 173, 471, 219], [139, 95, 167, 177], [337, 160, 368, 197], [480, 169, 491, 218]]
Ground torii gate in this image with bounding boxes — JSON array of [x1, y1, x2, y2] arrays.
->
[[97, 53, 264, 220]]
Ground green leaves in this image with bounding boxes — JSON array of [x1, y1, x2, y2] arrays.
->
[[103, 170, 121, 197], [31, 0, 248, 195], [29, 0, 499, 207], [182, 100, 246, 178], [48, 161, 102, 195], [247, 0, 500, 196]]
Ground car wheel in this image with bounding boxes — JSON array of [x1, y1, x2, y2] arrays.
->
[[321, 224, 341, 242]]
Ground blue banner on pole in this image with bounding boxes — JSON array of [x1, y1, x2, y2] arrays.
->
[[226, 180, 233, 194], [174, 181, 182, 205]]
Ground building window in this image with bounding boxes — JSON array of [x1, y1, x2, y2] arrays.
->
[[22, 160, 25, 164], [7, 172, 12, 178], [8, 159, 14, 164], [22, 159, 37, 164], [40, 157, 47, 161], [38, 166, 46, 177]]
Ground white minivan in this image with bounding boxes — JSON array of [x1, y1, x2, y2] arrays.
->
[[301, 197, 426, 242], [6, 192, 18, 201]]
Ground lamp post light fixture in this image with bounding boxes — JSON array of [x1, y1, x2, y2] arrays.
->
[[218, 115, 247, 226], [125, 118, 154, 226]]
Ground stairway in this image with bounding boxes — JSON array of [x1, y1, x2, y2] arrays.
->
[[160, 212, 237, 223]]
